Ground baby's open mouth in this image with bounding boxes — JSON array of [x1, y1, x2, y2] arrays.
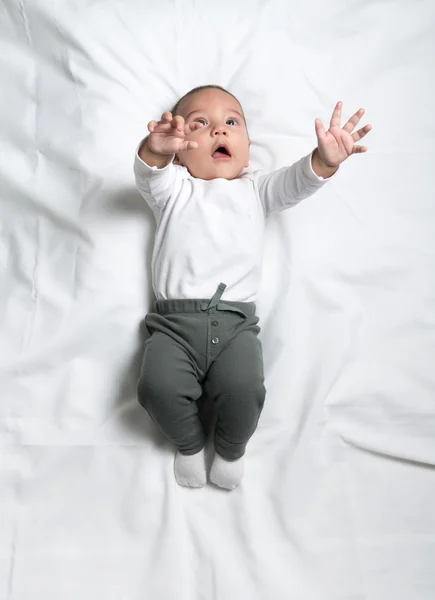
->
[[212, 145, 232, 159]]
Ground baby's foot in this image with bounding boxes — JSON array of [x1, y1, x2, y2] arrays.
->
[[174, 448, 207, 488], [210, 453, 244, 490]]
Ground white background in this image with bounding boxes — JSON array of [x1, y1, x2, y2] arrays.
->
[[1, 1, 435, 598]]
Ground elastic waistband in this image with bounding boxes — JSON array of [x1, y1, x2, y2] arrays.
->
[[153, 298, 256, 317]]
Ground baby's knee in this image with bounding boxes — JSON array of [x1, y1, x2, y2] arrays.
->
[[222, 375, 266, 410], [137, 373, 175, 416]]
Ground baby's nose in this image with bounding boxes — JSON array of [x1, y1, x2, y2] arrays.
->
[[213, 127, 228, 135]]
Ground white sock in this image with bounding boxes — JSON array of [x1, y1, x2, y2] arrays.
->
[[174, 448, 207, 488], [210, 453, 245, 490]]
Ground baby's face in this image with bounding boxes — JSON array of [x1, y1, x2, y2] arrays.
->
[[175, 89, 250, 180]]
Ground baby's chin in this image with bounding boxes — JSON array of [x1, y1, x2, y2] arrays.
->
[[191, 168, 242, 181], [180, 160, 248, 181]]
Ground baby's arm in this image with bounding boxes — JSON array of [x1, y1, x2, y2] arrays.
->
[[258, 102, 372, 214], [257, 154, 326, 214], [134, 112, 201, 214]]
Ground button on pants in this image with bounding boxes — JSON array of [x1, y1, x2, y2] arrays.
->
[[137, 293, 266, 460]]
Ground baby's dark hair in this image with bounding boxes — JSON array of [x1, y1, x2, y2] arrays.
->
[[170, 84, 246, 124]]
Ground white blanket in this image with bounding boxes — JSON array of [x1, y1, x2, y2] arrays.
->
[[1, 1, 435, 598]]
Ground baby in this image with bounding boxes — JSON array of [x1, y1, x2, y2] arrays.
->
[[134, 85, 371, 490]]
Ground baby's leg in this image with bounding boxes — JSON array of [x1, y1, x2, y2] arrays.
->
[[204, 329, 266, 490], [137, 331, 207, 487]]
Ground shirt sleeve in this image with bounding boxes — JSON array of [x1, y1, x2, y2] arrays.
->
[[257, 151, 336, 215], [133, 138, 177, 216]]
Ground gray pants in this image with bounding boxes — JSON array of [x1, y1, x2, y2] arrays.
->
[[137, 284, 266, 460]]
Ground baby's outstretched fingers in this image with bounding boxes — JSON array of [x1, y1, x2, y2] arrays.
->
[[314, 117, 326, 140], [161, 112, 173, 123], [147, 120, 158, 133], [171, 115, 185, 132], [352, 124, 372, 142], [186, 121, 203, 134], [329, 101, 343, 128], [149, 120, 173, 134], [342, 108, 365, 134]]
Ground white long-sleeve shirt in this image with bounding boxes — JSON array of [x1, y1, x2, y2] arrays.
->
[[134, 150, 331, 302]]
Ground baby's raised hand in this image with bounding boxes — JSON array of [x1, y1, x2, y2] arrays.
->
[[314, 102, 372, 168], [147, 112, 200, 155]]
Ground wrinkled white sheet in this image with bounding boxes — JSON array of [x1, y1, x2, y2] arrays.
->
[[1, 1, 435, 598]]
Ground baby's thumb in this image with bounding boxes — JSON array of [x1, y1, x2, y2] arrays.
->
[[180, 140, 198, 151], [314, 118, 326, 139]]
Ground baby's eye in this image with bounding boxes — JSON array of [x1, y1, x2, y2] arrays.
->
[[195, 118, 207, 126], [226, 118, 238, 126]]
